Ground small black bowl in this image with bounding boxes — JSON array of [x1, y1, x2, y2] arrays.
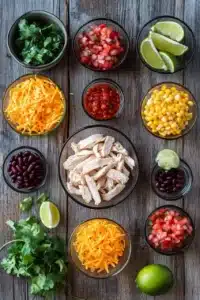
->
[[7, 10, 68, 71], [145, 205, 195, 256], [137, 15, 196, 74], [82, 78, 124, 121], [73, 18, 130, 72], [3, 146, 48, 193], [151, 159, 193, 201]]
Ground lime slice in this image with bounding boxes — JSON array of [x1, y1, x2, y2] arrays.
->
[[40, 201, 60, 229], [149, 31, 188, 56], [151, 21, 184, 42], [140, 38, 167, 70], [156, 149, 180, 170], [159, 51, 178, 73]]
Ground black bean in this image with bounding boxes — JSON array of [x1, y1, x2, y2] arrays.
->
[[18, 157, 22, 166], [16, 165, 22, 173], [28, 155, 34, 163], [159, 188, 165, 192], [11, 167, 17, 174]]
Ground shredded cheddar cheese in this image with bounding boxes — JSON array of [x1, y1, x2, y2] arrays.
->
[[73, 219, 126, 273], [4, 75, 65, 135]]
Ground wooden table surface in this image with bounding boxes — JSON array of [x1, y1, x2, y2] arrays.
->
[[0, 0, 200, 299]]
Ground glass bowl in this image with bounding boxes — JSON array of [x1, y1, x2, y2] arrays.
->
[[137, 15, 196, 74], [73, 18, 130, 71], [145, 205, 195, 256], [82, 78, 124, 121], [151, 159, 193, 201], [58, 125, 139, 209], [7, 10, 68, 71], [141, 82, 197, 140], [3, 146, 48, 194], [69, 218, 132, 278], [2, 74, 67, 136]]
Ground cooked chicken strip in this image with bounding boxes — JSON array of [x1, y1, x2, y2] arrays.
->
[[124, 156, 135, 170], [76, 150, 94, 156], [107, 169, 129, 184], [67, 182, 82, 195], [93, 162, 116, 181], [102, 184, 125, 201], [74, 155, 96, 172], [110, 152, 123, 162], [93, 144, 101, 158], [78, 134, 104, 150], [82, 158, 114, 175], [69, 171, 85, 186], [71, 142, 79, 153], [63, 154, 91, 170], [99, 188, 106, 194], [112, 142, 128, 156], [105, 177, 114, 191], [96, 176, 106, 190], [85, 175, 101, 205], [122, 166, 130, 177], [117, 159, 124, 172], [79, 185, 92, 203], [102, 136, 115, 157]]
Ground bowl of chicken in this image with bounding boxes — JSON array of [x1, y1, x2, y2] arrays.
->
[[59, 125, 139, 209]]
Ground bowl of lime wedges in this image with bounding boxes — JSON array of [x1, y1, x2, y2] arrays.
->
[[137, 15, 195, 73]]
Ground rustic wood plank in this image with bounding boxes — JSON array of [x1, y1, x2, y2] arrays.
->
[[0, 0, 69, 300]]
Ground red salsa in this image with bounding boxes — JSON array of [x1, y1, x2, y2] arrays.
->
[[83, 83, 121, 120]]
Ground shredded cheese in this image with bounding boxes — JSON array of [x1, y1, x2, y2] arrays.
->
[[73, 219, 126, 273], [5, 75, 65, 135]]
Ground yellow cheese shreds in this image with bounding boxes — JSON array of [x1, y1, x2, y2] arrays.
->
[[5, 76, 65, 135], [73, 219, 126, 273]]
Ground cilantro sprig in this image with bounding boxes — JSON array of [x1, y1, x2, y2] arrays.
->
[[0, 216, 67, 298], [16, 19, 64, 65]]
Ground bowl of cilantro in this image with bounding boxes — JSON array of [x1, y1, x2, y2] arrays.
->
[[7, 10, 68, 71]]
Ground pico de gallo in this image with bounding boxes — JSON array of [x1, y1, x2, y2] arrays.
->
[[77, 23, 125, 70], [147, 207, 193, 252], [83, 82, 121, 120]]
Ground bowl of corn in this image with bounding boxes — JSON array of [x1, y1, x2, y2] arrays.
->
[[141, 82, 197, 139]]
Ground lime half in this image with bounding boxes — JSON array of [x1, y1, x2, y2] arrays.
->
[[151, 21, 184, 42], [149, 31, 188, 56], [40, 201, 60, 229], [140, 38, 167, 70], [159, 51, 178, 73], [136, 264, 174, 296], [156, 149, 180, 170]]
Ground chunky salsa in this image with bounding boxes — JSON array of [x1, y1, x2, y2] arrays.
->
[[83, 83, 120, 120]]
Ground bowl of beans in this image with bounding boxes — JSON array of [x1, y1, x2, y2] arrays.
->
[[145, 205, 195, 255], [151, 159, 193, 201], [73, 18, 129, 71], [82, 79, 124, 121], [141, 82, 197, 139], [3, 146, 48, 193]]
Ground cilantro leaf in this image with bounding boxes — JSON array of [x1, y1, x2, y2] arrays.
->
[[20, 197, 33, 212]]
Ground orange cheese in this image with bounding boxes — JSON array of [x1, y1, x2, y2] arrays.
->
[[5, 75, 65, 135], [73, 219, 126, 273]]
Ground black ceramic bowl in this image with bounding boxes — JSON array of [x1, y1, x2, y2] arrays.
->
[[137, 15, 196, 74], [7, 10, 68, 71], [145, 205, 195, 255], [73, 18, 129, 71], [151, 159, 193, 201], [82, 78, 124, 121], [3, 146, 48, 193]]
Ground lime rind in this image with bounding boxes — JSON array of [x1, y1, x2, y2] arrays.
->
[[156, 149, 180, 170], [151, 21, 184, 42], [159, 51, 178, 73]]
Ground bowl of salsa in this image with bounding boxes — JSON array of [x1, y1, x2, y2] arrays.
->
[[82, 78, 124, 121]]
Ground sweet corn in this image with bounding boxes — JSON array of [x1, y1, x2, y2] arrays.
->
[[142, 85, 194, 137]]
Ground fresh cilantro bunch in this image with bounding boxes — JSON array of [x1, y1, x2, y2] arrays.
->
[[1, 216, 67, 298], [16, 19, 64, 65]]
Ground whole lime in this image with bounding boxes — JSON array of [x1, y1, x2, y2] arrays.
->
[[135, 264, 174, 296]]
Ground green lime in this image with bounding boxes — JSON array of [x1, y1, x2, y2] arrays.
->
[[140, 38, 167, 70], [156, 149, 180, 170], [149, 31, 188, 56], [159, 51, 178, 73], [135, 264, 174, 296], [151, 21, 184, 42], [40, 201, 60, 229]]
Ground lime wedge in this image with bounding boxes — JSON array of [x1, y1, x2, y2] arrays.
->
[[151, 21, 184, 42], [156, 149, 180, 170], [140, 38, 167, 70], [40, 201, 60, 229], [149, 31, 188, 56], [159, 51, 178, 73]]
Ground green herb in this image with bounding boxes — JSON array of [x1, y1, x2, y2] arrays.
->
[[36, 193, 49, 206], [20, 197, 33, 212], [16, 19, 64, 65], [1, 216, 67, 298]]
